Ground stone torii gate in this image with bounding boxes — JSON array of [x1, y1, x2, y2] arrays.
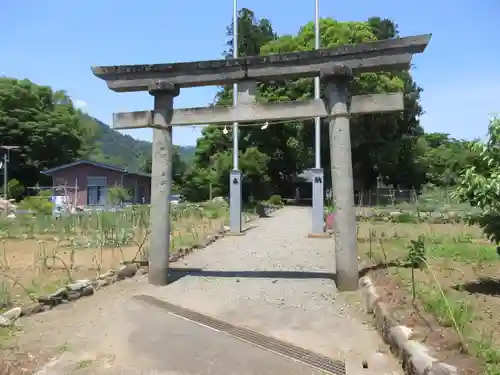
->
[[91, 33, 430, 291]]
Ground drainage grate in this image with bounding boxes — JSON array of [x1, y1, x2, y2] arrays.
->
[[134, 294, 346, 375]]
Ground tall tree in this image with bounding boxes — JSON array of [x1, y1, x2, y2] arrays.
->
[[224, 8, 277, 58], [184, 9, 278, 201], [454, 117, 500, 244], [255, 18, 419, 190], [184, 13, 428, 201], [0, 78, 91, 187], [417, 133, 478, 187], [350, 17, 426, 189]]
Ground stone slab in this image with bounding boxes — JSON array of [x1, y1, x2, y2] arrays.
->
[[91, 34, 431, 92], [112, 93, 404, 129]]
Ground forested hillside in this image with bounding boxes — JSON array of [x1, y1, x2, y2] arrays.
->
[[88, 116, 195, 171], [90, 116, 151, 170]]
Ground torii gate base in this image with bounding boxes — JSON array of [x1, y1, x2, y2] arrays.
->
[[91, 33, 431, 291]]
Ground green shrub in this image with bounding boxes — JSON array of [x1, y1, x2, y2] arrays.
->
[[267, 195, 283, 206], [108, 185, 131, 206], [7, 179, 25, 201], [19, 191, 53, 215], [406, 235, 426, 268], [453, 116, 500, 246]]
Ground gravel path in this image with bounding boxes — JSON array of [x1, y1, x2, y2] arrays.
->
[[145, 206, 401, 375], [16, 206, 400, 374]]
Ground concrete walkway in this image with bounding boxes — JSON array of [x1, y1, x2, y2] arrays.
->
[[27, 206, 400, 375]]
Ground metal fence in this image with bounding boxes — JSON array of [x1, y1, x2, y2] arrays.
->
[[353, 188, 458, 207], [354, 188, 417, 206]]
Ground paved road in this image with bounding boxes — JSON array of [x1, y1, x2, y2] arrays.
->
[[27, 206, 400, 375]]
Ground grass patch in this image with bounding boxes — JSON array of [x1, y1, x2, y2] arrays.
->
[[358, 220, 500, 375]]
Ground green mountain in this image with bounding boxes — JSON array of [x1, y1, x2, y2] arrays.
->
[[177, 145, 196, 162], [91, 117, 196, 171]]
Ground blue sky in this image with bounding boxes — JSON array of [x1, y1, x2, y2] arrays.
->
[[1, 0, 498, 145]]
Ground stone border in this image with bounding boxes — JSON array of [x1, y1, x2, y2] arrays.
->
[[307, 230, 333, 239], [0, 205, 281, 328], [359, 276, 458, 375]]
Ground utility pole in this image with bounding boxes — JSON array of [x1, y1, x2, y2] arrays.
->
[[209, 154, 216, 201], [1, 146, 20, 203], [1, 145, 20, 217]]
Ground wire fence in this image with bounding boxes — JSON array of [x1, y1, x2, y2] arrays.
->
[[355, 188, 419, 206], [352, 187, 476, 213]]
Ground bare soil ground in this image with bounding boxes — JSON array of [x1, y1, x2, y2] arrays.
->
[[357, 222, 500, 375], [0, 217, 226, 306]]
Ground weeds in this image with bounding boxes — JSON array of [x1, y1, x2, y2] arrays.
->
[[0, 201, 231, 309], [406, 235, 426, 269], [358, 221, 500, 374]]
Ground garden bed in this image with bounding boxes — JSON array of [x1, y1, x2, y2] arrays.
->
[[0, 202, 232, 308], [358, 221, 500, 375]]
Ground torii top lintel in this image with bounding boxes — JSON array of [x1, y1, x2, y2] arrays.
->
[[91, 34, 431, 93]]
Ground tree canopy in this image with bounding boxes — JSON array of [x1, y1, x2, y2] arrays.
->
[[454, 117, 500, 243], [0, 78, 94, 187], [180, 12, 432, 202]]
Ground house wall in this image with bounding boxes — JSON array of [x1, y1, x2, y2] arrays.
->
[[48, 164, 151, 206]]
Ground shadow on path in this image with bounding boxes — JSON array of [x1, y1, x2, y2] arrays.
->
[[168, 268, 337, 284], [167, 263, 411, 284], [167, 262, 418, 285]]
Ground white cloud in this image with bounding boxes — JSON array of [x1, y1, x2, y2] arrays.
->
[[74, 99, 87, 108]]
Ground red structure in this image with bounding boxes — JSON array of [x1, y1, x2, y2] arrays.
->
[[41, 160, 151, 207]]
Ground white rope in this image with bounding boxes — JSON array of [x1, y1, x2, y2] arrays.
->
[[218, 116, 318, 132]]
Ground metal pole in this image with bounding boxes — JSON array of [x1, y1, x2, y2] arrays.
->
[[1, 146, 19, 203], [310, 0, 325, 234], [232, 0, 239, 169], [314, 0, 321, 167], [3, 153, 7, 201], [228, 0, 243, 233]]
